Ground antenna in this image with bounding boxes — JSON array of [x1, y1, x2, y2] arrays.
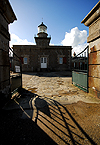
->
[[42, 18, 43, 22]]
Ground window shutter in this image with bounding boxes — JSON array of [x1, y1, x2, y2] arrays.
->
[[63, 57, 66, 64], [19, 57, 23, 64]]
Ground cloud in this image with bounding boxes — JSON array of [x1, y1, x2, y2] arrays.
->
[[10, 34, 35, 47], [49, 43, 55, 46], [61, 27, 88, 55]]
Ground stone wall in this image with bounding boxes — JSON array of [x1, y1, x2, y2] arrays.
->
[[13, 45, 72, 72], [0, 0, 17, 108], [0, 14, 10, 107], [88, 39, 100, 98], [81, 1, 100, 98]]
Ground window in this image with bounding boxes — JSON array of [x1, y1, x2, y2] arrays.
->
[[24, 57, 27, 64], [44, 57, 47, 63], [59, 57, 67, 64], [59, 57, 63, 64], [41, 57, 43, 63]]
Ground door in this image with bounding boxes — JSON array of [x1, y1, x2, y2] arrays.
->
[[41, 57, 47, 68]]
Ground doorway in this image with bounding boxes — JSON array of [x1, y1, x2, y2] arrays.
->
[[41, 57, 47, 68]]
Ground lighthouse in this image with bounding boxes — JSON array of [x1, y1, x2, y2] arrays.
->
[[34, 22, 51, 47]]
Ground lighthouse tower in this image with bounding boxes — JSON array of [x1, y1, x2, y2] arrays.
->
[[34, 22, 51, 47]]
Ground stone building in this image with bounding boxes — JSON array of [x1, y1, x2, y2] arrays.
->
[[0, 0, 17, 107], [81, 1, 100, 98], [13, 22, 72, 72]]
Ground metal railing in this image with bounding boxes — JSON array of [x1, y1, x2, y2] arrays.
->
[[72, 46, 88, 72]]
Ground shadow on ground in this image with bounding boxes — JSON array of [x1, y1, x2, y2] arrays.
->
[[0, 88, 98, 145], [0, 110, 57, 145], [22, 71, 72, 77]]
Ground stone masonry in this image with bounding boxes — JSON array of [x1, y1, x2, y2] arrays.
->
[[81, 1, 100, 98], [13, 45, 72, 72], [0, 0, 17, 107]]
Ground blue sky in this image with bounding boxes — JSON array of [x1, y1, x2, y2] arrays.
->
[[9, 0, 99, 54]]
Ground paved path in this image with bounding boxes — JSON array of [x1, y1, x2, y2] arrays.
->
[[22, 72, 99, 105]]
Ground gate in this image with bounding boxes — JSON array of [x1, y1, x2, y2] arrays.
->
[[72, 46, 89, 92], [9, 47, 22, 96], [0, 47, 22, 98]]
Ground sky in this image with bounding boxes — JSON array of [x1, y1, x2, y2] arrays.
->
[[9, 0, 99, 55]]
